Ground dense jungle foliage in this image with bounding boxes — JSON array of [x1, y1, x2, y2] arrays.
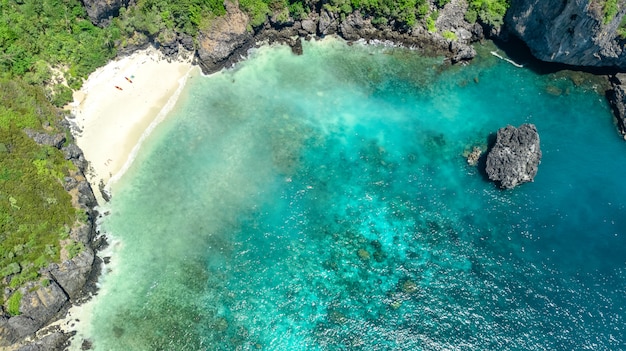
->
[[0, 0, 511, 314]]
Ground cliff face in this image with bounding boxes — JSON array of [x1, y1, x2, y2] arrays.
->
[[506, 0, 626, 69], [196, 1, 253, 74], [82, 0, 131, 26]]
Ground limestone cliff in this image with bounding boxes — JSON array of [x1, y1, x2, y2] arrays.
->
[[506, 0, 626, 69], [196, 1, 253, 74]]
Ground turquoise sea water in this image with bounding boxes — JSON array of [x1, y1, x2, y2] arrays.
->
[[84, 38, 626, 350]]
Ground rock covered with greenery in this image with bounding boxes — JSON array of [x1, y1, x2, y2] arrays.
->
[[506, 0, 626, 69]]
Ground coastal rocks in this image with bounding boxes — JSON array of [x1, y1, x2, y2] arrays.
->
[[450, 40, 477, 63], [156, 30, 181, 58], [0, 282, 68, 346], [506, 0, 626, 69], [49, 247, 95, 300], [318, 10, 339, 36], [607, 73, 626, 138], [301, 18, 317, 34], [15, 331, 69, 351], [485, 124, 542, 189], [179, 33, 195, 51], [339, 12, 377, 40], [81, 0, 131, 27], [196, 1, 253, 74], [63, 143, 88, 171], [194, 0, 483, 74]]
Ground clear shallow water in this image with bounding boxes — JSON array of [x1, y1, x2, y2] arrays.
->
[[85, 38, 626, 350]]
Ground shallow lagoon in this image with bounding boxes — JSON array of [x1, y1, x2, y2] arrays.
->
[[82, 38, 625, 350]]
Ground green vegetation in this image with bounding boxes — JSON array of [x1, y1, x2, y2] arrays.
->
[[240, 0, 272, 27], [0, 79, 78, 297], [426, 14, 436, 32], [617, 15, 626, 38], [316, 0, 431, 28], [0, 0, 117, 89], [442, 30, 457, 40], [113, 0, 226, 39], [465, 0, 510, 26], [7, 290, 22, 316], [601, 0, 619, 24], [65, 241, 84, 259]]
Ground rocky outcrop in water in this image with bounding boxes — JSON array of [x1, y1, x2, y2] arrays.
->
[[81, 0, 131, 26], [506, 0, 626, 69], [485, 124, 541, 189]]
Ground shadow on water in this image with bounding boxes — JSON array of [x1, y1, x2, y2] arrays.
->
[[491, 34, 622, 76], [476, 132, 497, 185]]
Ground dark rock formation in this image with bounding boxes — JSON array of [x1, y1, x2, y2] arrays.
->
[[0, 281, 68, 346], [15, 331, 70, 351], [486, 124, 542, 189], [23, 130, 66, 149], [318, 10, 339, 36], [196, 1, 253, 74], [339, 12, 377, 40], [179, 34, 195, 51], [607, 73, 626, 138], [301, 18, 317, 34], [49, 248, 95, 300], [506, 0, 626, 69], [82, 0, 131, 27], [63, 143, 88, 172], [156, 31, 181, 58]]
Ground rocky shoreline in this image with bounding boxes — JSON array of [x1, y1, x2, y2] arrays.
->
[[164, 0, 484, 75], [5, 0, 626, 349], [0, 122, 106, 350]]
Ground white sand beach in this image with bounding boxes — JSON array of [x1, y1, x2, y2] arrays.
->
[[69, 46, 196, 203]]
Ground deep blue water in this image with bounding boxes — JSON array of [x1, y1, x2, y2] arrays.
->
[[79, 38, 626, 350]]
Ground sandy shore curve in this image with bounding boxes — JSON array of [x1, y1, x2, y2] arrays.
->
[[69, 46, 196, 203]]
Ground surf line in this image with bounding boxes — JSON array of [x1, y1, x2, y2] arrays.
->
[[490, 51, 524, 68]]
